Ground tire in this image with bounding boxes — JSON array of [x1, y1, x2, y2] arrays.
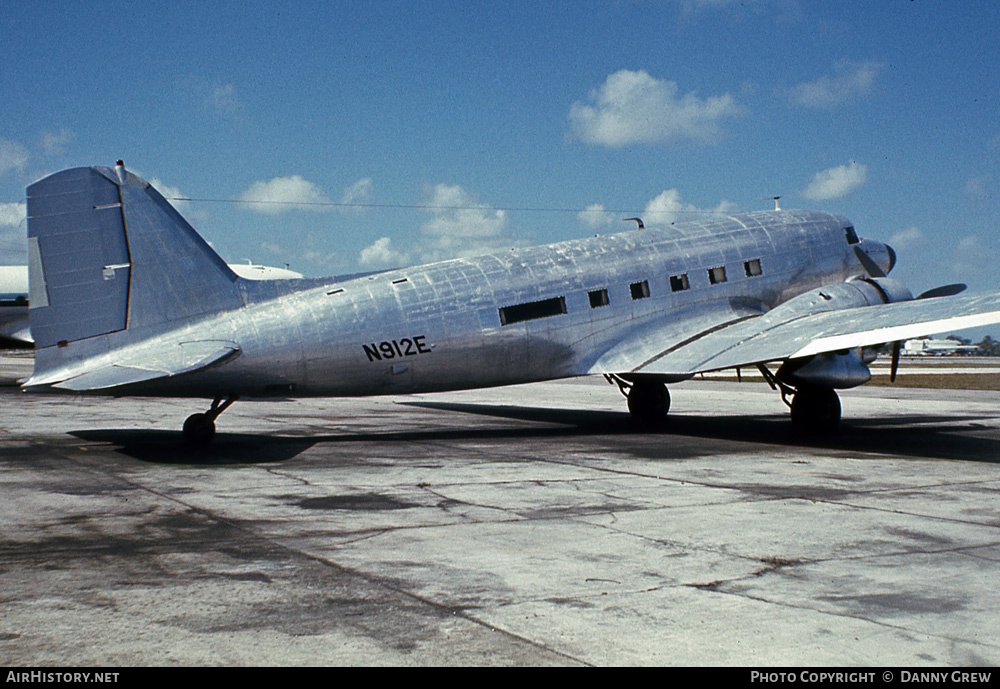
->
[[183, 413, 216, 445], [790, 386, 841, 434], [627, 380, 670, 425]]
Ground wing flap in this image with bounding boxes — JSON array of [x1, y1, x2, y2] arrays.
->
[[27, 340, 240, 391], [584, 298, 767, 375], [636, 292, 1000, 376]]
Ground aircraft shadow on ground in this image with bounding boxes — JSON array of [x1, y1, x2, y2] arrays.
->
[[402, 401, 1000, 464], [69, 417, 637, 465], [70, 402, 1000, 465]]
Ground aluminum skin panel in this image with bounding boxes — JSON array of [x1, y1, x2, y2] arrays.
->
[[26, 167, 130, 347]]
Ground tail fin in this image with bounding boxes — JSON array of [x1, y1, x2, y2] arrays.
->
[[27, 163, 241, 349]]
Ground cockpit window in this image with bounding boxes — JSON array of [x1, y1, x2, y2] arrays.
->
[[844, 226, 860, 245]]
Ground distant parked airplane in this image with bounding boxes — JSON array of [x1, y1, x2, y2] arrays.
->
[[0, 255, 301, 345], [0, 265, 30, 345], [21, 163, 1000, 442]]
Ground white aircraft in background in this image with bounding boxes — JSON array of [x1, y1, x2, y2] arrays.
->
[[0, 266, 31, 346], [20, 162, 1000, 443], [0, 260, 301, 346]]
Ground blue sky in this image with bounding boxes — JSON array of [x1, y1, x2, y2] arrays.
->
[[2, 0, 998, 305]]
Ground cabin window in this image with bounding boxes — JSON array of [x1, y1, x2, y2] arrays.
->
[[630, 281, 650, 300], [588, 288, 609, 308], [499, 296, 567, 325], [669, 273, 689, 292], [708, 266, 727, 284], [744, 259, 762, 277], [844, 226, 860, 245]]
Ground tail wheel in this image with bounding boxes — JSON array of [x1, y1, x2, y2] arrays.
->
[[182, 395, 238, 445], [627, 380, 670, 424], [790, 386, 841, 434], [183, 413, 216, 445]]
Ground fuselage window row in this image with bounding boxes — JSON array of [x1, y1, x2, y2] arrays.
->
[[498, 296, 568, 325], [498, 259, 764, 325]]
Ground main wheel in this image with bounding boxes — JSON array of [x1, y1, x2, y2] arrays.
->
[[183, 412, 216, 445], [790, 386, 841, 434], [627, 380, 670, 425]]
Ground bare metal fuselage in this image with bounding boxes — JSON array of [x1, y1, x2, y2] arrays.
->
[[125, 211, 861, 398]]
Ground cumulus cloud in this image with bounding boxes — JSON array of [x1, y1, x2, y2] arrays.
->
[[642, 189, 737, 226], [889, 226, 923, 249], [947, 235, 998, 280], [261, 237, 338, 273], [0, 202, 27, 260], [38, 128, 74, 156], [568, 69, 739, 147], [965, 175, 991, 202], [149, 177, 192, 213], [0, 202, 24, 227], [340, 177, 374, 206], [0, 139, 29, 177], [419, 184, 522, 262], [209, 84, 242, 114], [359, 236, 410, 268], [954, 235, 995, 264], [577, 203, 618, 231], [802, 161, 867, 200], [789, 61, 883, 109], [240, 175, 332, 214]]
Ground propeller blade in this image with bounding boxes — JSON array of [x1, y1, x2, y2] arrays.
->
[[917, 283, 967, 299], [890, 341, 901, 383], [853, 245, 886, 278]]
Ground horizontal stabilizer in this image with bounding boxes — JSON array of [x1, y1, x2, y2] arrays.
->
[[26, 340, 240, 392]]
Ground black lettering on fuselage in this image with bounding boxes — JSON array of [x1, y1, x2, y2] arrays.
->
[[363, 336, 433, 362]]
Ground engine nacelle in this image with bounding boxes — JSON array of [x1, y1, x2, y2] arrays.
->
[[772, 277, 913, 389], [777, 349, 872, 389], [767, 277, 913, 322]]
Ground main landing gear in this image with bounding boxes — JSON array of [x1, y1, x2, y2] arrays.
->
[[183, 395, 238, 445], [607, 375, 670, 425], [788, 385, 841, 434], [607, 368, 842, 434], [757, 364, 841, 433]]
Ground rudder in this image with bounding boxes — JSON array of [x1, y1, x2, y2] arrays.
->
[[27, 163, 242, 349]]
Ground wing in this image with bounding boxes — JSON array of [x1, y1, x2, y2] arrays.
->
[[608, 292, 1000, 377], [24, 339, 240, 391], [585, 297, 767, 376]]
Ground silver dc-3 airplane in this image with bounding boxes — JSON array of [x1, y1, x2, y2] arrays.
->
[[21, 162, 1000, 443]]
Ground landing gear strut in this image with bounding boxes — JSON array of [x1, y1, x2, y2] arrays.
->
[[759, 363, 841, 434], [183, 395, 238, 445]]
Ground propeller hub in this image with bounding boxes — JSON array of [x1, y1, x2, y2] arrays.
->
[[854, 240, 895, 278]]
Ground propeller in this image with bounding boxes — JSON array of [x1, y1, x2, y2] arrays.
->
[[853, 244, 968, 382], [889, 341, 901, 383], [917, 283, 966, 299], [888, 284, 967, 382], [853, 245, 886, 278]]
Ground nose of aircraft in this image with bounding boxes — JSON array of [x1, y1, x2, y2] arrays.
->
[[857, 239, 896, 276]]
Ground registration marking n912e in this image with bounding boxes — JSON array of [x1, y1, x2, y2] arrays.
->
[[362, 336, 431, 362]]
